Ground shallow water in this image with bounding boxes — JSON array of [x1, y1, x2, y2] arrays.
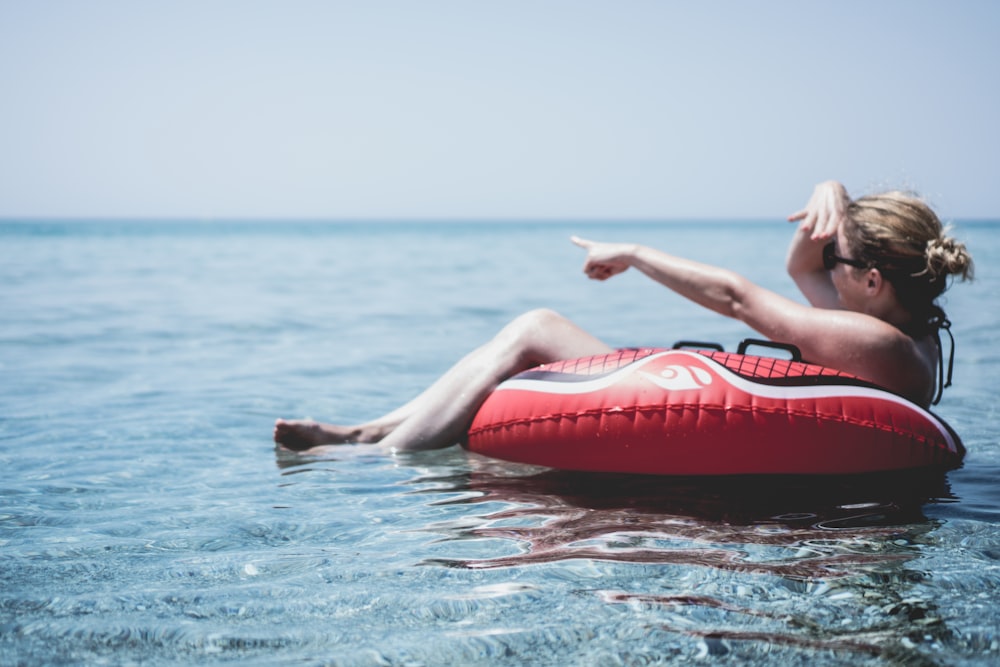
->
[[1, 220, 998, 665]]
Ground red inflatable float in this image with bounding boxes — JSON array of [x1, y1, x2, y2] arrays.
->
[[466, 341, 964, 476]]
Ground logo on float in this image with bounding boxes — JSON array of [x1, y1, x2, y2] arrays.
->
[[640, 364, 714, 391]]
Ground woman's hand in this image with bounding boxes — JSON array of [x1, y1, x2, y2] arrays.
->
[[570, 236, 637, 281], [787, 180, 850, 241]]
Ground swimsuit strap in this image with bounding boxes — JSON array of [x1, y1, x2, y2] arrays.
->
[[930, 314, 954, 406]]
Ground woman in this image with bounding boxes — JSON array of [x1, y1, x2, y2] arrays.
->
[[274, 180, 973, 454]]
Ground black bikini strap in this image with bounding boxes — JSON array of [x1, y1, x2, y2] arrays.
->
[[931, 316, 954, 406]]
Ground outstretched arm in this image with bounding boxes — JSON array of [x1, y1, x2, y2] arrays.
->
[[569, 231, 919, 399], [571, 235, 754, 320], [570, 235, 817, 336]]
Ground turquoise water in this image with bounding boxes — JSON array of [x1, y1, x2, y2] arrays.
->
[[1, 220, 998, 665]]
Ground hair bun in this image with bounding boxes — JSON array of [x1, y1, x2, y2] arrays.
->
[[925, 233, 974, 282]]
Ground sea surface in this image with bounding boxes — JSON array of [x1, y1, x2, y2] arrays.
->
[[1, 219, 998, 666]]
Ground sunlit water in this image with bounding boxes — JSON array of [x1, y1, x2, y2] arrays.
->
[[2, 220, 998, 665]]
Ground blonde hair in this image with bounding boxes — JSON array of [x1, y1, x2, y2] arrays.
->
[[845, 191, 974, 331]]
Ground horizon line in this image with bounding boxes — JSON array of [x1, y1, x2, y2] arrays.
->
[[3, 215, 998, 225]]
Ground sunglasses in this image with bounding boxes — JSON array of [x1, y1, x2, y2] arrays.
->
[[822, 242, 868, 271]]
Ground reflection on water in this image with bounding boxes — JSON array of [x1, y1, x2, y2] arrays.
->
[[422, 462, 952, 573], [403, 457, 959, 663]]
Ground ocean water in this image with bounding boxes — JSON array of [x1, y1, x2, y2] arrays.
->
[[1, 219, 998, 666]]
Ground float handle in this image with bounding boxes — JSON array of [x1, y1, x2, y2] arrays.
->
[[671, 340, 725, 352], [736, 338, 803, 361]]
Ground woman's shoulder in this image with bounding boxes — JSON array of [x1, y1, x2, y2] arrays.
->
[[790, 309, 936, 405], [845, 323, 937, 405], [736, 280, 937, 404]]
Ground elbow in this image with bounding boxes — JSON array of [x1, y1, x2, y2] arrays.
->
[[784, 255, 798, 281], [785, 247, 812, 282], [720, 274, 751, 320]]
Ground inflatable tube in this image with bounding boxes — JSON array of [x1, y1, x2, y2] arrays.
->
[[466, 344, 964, 476]]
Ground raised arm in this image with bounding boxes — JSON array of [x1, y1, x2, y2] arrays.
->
[[785, 180, 851, 309]]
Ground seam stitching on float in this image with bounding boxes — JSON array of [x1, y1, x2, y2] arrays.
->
[[468, 403, 943, 447]]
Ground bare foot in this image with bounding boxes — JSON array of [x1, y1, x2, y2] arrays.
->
[[273, 419, 362, 451]]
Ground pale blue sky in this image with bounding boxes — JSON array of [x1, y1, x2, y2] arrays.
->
[[1, 1, 998, 219]]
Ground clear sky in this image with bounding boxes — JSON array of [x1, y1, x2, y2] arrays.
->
[[1, 1, 998, 220]]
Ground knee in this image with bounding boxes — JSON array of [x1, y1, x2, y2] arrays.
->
[[496, 308, 566, 348], [507, 308, 565, 334]]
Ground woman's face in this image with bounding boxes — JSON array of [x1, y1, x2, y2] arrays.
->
[[831, 227, 868, 311]]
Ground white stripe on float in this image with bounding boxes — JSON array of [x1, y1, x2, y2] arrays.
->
[[494, 350, 958, 453]]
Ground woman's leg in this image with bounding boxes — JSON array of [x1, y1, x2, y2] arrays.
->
[[274, 309, 613, 452]]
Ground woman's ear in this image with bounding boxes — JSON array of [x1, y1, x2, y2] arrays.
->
[[865, 268, 883, 294]]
